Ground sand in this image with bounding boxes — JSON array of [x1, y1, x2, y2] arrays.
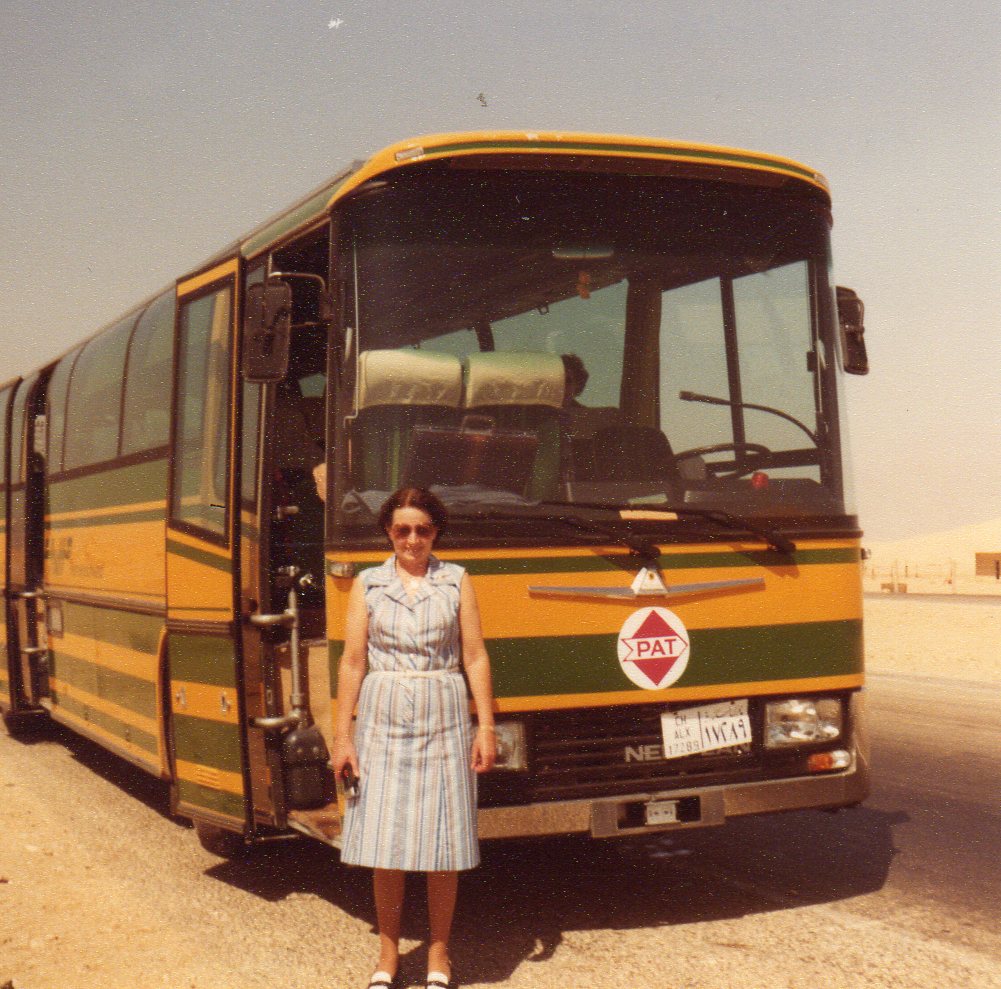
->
[[864, 594, 1001, 684]]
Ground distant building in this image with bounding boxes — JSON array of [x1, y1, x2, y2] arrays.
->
[[975, 553, 1001, 579]]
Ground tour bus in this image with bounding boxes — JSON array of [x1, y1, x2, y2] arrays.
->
[[0, 131, 869, 855]]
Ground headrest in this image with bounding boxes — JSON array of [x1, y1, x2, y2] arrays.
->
[[464, 352, 565, 408], [356, 350, 463, 409]]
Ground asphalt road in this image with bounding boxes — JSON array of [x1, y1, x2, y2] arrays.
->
[[1, 672, 999, 988]]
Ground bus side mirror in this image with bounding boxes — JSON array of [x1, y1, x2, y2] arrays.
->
[[243, 281, 292, 382], [836, 286, 868, 375]]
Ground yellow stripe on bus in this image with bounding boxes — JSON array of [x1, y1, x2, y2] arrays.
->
[[174, 758, 244, 796], [49, 676, 159, 737], [171, 681, 240, 725], [46, 499, 165, 523], [48, 702, 162, 773], [177, 257, 239, 296], [474, 563, 862, 638], [58, 631, 158, 683]]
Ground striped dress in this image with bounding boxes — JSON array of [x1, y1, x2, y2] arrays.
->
[[340, 555, 479, 871]]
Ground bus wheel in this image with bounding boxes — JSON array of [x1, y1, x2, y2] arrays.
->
[[2, 708, 53, 737], [194, 820, 248, 858]]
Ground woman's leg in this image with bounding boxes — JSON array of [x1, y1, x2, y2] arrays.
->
[[373, 868, 406, 976], [426, 870, 458, 977]]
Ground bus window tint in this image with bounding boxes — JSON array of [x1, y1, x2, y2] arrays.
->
[[659, 278, 730, 453], [490, 281, 627, 409], [63, 319, 133, 471], [732, 261, 818, 456], [122, 291, 175, 455], [170, 287, 232, 539], [46, 346, 82, 474]]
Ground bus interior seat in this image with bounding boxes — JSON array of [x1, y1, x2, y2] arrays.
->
[[463, 351, 565, 500], [354, 349, 464, 491]]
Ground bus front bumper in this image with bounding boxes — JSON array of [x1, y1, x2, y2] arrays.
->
[[477, 759, 870, 840]]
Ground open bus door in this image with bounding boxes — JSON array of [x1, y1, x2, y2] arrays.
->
[[165, 258, 260, 844], [166, 256, 337, 852], [3, 372, 51, 730], [237, 249, 342, 848]]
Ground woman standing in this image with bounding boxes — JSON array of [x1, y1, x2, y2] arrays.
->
[[332, 487, 496, 989]]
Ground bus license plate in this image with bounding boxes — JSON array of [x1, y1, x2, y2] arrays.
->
[[644, 799, 679, 826]]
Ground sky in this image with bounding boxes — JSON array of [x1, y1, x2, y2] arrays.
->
[[1, 0, 999, 542]]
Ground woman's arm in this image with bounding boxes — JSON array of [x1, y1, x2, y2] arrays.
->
[[458, 572, 497, 773], [331, 577, 368, 778]]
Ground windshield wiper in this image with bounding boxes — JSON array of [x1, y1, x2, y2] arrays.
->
[[451, 501, 794, 557], [448, 505, 661, 560], [540, 500, 796, 556], [657, 505, 796, 555]]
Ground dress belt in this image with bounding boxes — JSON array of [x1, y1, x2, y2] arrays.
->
[[368, 668, 460, 679]]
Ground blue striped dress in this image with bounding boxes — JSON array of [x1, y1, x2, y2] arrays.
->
[[340, 555, 479, 871]]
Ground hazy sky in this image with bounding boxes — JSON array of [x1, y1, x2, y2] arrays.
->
[[2, 1, 998, 541]]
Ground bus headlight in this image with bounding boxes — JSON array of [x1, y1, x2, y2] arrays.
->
[[492, 721, 528, 771], [764, 697, 842, 748]]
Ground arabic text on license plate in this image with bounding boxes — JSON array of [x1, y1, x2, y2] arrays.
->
[[660, 699, 751, 759]]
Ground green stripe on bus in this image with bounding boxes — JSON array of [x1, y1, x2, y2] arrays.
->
[[176, 779, 245, 820], [453, 546, 857, 576], [48, 459, 167, 515], [49, 648, 157, 719], [486, 619, 863, 697], [166, 537, 232, 574], [427, 139, 823, 184], [169, 634, 236, 687], [48, 687, 158, 756], [63, 601, 163, 652], [242, 178, 351, 257], [172, 713, 243, 774]]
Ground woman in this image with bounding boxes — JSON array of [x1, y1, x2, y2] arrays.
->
[[332, 487, 496, 989]]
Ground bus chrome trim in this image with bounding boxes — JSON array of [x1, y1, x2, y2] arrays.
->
[[528, 577, 765, 601], [477, 762, 868, 841]]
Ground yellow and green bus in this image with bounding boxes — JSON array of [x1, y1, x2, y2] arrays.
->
[[1, 131, 869, 854]]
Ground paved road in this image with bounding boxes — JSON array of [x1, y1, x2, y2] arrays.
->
[[1, 673, 999, 988]]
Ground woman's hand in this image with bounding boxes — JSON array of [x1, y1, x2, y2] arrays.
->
[[332, 737, 360, 788], [471, 724, 497, 773]]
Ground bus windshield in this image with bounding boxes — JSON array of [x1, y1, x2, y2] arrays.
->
[[339, 164, 852, 529]]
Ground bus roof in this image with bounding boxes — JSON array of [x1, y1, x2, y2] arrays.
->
[[213, 131, 830, 266]]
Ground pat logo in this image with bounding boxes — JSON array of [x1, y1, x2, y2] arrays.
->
[[617, 607, 690, 690]]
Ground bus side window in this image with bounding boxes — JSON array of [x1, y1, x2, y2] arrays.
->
[[170, 286, 233, 539], [63, 318, 133, 471], [122, 291, 175, 456], [46, 346, 82, 474]]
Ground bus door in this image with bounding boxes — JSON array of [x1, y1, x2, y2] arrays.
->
[[236, 240, 340, 845], [166, 258, 257, 833], [0, 378, 21, 718], [6, 372, 49, 716]]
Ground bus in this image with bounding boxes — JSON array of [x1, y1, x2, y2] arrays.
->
[[0, 131, 870, 855]]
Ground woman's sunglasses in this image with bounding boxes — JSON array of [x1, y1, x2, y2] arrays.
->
[[389, 523, 435, 540]]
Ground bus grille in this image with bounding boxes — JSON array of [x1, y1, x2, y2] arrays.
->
[[522, 702, 760, 804]]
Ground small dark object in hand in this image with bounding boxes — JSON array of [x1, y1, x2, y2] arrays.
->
[[342, 766, 360, 798]]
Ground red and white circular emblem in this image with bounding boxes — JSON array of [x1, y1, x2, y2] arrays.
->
[[617, 607, 690, 690]]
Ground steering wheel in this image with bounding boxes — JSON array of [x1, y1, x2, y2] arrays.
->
[[676, 442, 772, 478]]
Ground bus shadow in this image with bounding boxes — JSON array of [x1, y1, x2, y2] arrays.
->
[[10, 720, 178, 822], [206, 803, 903, 986]]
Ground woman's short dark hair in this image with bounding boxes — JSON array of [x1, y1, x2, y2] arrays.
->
[[378, 487, 448, 542]]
